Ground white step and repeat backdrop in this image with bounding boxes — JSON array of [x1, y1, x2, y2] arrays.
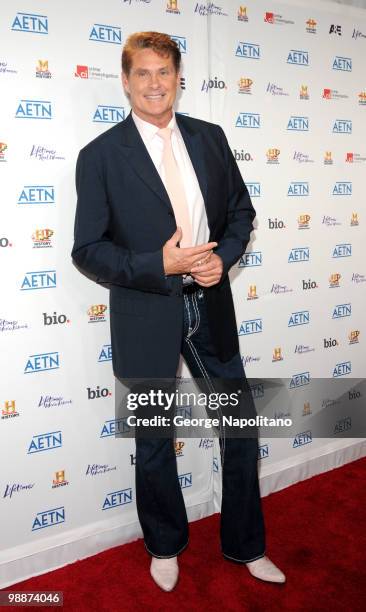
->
[[1, 0, 366, 586]]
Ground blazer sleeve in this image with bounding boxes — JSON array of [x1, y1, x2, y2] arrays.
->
[[71, 145, 170, 295], [213, 125, 256, 279]]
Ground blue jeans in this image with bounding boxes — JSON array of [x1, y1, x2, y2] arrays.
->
[[135, 286, 266, 562]]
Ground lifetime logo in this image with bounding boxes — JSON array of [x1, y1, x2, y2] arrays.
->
[[24, 352, 60, 374], [333, 119, 352, 133], [28, 430, 62, 454], [333, 182, 352, 195], [238, 318, 263, 335], [332, 303, 351, 318], [11, 12, 48, 34], [332, 243, 352, 258], [89, 24, 121, 44], [93, 105, 125, 124], [15, 100, 52, 119], [100, 418, 131, 438], [333, 56, 352, 71], [21, 270, 56, 290], [238, 251, 262, 267], [352, 28, 366, 39], [287, 49, 309, 65], [288, 311, 310, 327], [170, 35, 187, 54], [258, 444, 269, 459], [17, 185, 55, 205], [32, 506, 65, 531], [333, 361, 352, 377], [288, 181, 309, 196], [289, 371, 310, 389], [288, 247, 310, 263], [178, 472, 192, 489], [293, 430, 312, 448], [98, 344, 112, 362], [236, 113, 260, 128], [246, 182, 261, 197], [102, 488, 133, 510], [287, 116, 309, 131]]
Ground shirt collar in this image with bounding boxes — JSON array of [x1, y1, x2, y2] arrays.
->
[[132, 110, 177, 142]]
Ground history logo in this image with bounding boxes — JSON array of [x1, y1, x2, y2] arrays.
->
[[0, 142, 7, 162], [324, 151, 333, 165], [238, 77, 253, 94], [52, 470, 69, 489], [32, 229, 53, 249], [1, 400, 19, 420], [238, 6, 248, 21], [306, 18, 317, 34], [266, 148, 280, 164], [299, 85, 309, 100], [87, 305, 107, 323], [166, 0, 180, 14], [36, 60, 51, 78]]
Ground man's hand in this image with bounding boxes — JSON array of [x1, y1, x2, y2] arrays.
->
[[163, 228, 217, 276], [191, 253, 223, 287]]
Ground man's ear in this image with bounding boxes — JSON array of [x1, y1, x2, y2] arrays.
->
[[121, 71, 130, 95]]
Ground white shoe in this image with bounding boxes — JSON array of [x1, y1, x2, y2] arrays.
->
[[150, 556, 179, 592], [246, 556, 286, 583]]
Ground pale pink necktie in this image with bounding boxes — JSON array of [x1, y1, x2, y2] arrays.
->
[[158, 127, 192, 248]]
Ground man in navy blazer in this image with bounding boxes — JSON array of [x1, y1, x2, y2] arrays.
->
[[72, 31, 285, 591]]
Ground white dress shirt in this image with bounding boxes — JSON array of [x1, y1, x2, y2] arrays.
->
[[132, 111, 210, 248]]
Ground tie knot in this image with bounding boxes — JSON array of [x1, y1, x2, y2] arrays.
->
[[158, 127, 172, 143]]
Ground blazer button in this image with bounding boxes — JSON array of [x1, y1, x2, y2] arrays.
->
[[168, 211, 174, 217]]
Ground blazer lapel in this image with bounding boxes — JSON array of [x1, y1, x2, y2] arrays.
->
[[115, 113, 210, 227], [175, 114, 209, 213], [115, 113, 173, 212]]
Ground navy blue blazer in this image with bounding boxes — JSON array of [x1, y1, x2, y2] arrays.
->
[[71, 112, 255, 378]]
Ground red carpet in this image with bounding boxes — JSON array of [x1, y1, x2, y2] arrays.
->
[[3, 457, 366, 611]]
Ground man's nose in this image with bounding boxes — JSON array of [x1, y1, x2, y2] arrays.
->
[[149, 73, 161, 88]]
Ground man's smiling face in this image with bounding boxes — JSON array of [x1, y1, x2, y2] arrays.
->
[[122, 48, 180, 127]]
